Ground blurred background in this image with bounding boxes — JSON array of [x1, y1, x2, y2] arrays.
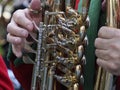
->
[[0, 0, 30, 90]]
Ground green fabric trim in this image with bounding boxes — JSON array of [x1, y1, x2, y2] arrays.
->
[[7, 44, 24, 66], [7, 42, 37, 66], [78, 0, 101, 90], [13, 57, 23, 66], [7, 44, 15, 61]]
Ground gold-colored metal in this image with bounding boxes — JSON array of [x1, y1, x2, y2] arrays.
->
[[23, 0, 90, 90], [94, 0, 120, 90]]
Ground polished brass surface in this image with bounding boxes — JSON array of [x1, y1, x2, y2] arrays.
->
[[23, 0, 90, 90]]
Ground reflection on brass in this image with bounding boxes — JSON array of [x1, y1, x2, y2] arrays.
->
[[23, 0, 91, 90]]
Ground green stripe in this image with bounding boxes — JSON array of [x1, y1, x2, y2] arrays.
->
[[78, 0, 101, 90]]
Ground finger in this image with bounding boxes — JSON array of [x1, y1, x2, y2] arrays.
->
[[12, 44, 22, 58], [97, 58, 117, 74], [98, 26, 120, 39], [7, 21, 28, 38], [29, 0, 41, 11], [13, 9, 33, 31], [95, 49, 109, 60], [7, 33, 22, 44], [94, 38, 109, 50], [28, 0, 42, 24]]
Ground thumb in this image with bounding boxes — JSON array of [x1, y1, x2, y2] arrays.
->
[[29, 0, 41, 11], [29, 0, 42, 24]]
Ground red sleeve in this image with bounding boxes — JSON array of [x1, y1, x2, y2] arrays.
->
[[0, 55, 14, 90], [75, 0, 80, 10], [116, 76, 120, 90], [10, 60, 33, 90]]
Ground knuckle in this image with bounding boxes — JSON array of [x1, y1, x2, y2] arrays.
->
[[14, 38, 22, 44], [16, 14, 22, 20], [13, 10, 18, 18], [95, 49, 100, 58], [110, 43, 120, 51], [108, 52, 118, 60], [94, 38, 98, 46], [94, 38, 100, 47], [13, 10, 23, 20], [110, 43, 115, 49], [98, 26, 106, 36]]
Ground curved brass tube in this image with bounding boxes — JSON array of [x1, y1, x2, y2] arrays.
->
[[29, 0, 91, 90]]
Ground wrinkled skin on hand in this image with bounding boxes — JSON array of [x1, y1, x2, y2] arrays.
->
[[7, 0, 112, 74], [7, 0, 107, 58], [95, 26, 120, 75], [7, 0, 41, 57]]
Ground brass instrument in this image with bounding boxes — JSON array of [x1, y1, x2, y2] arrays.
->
[[94, 0, 120, 90], [23, 0, 90, 90]]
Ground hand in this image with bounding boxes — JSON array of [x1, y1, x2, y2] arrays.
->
[[95, 26, 120, 75], [7, 0, 41, 57]]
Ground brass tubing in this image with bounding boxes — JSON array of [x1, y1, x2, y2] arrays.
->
[[30, 0, 91, 90]]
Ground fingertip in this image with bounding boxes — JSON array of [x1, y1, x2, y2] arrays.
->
[[96, 58, 108, 70], [13, 50, 22, 58], [15, 52, 22, 58], [96, 58, 101, 66], [96, 58, 105, 67], [94, 38, 100, 49], [98, 26, 120, 39], [30, 0, 41, 10], [98, 26, 106, 36], [7, 23, 11, 32], [95, 49, 98, 57], [94, 38, 97, 48], [12, 45, 22, 58]]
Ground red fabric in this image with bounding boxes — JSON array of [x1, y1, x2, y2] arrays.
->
[[0, 55, 14, 90], [75, 0, 80, 10], [10, 61, 84, 90], [10, 61, 33, 90], [116, 76, 120, 90]]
